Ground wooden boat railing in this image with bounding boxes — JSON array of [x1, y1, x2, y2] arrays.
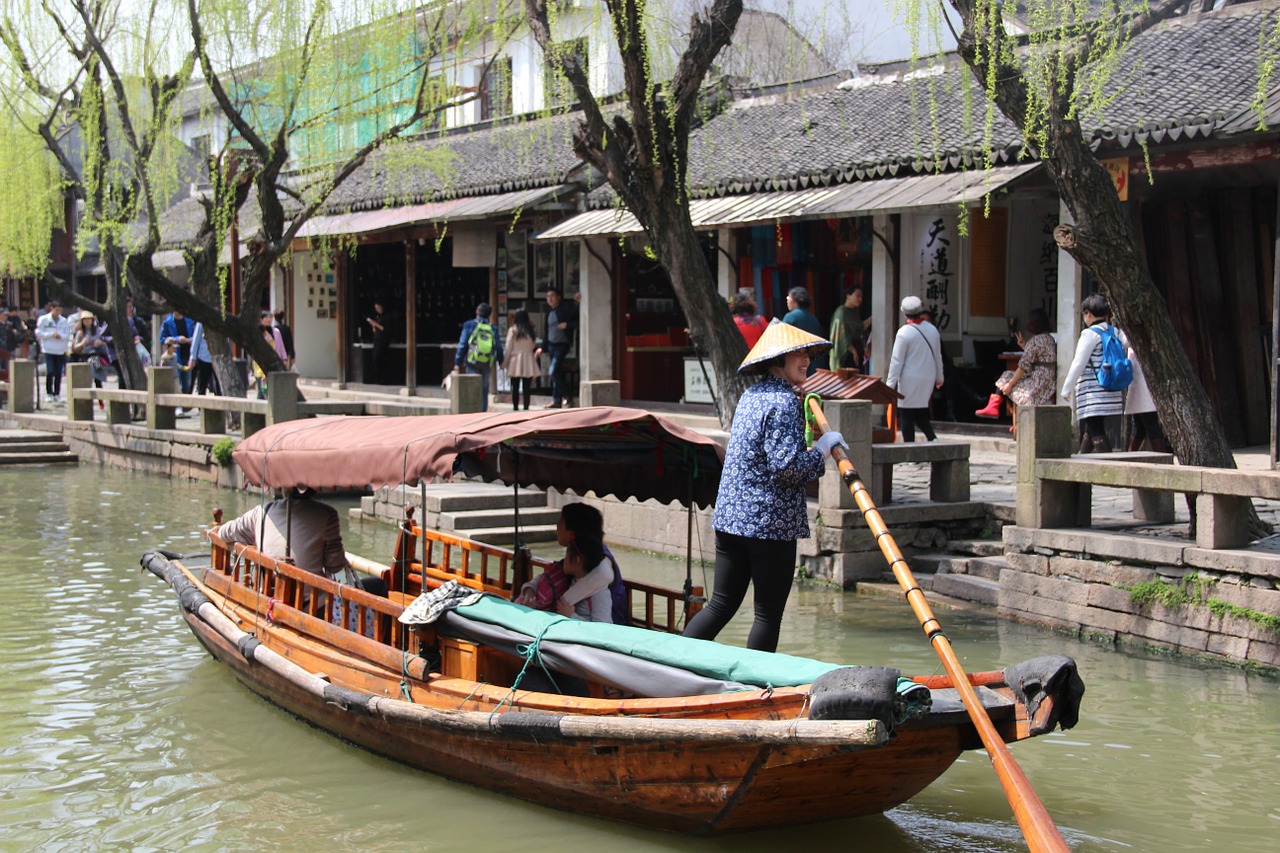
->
[[383, 507, 703, 634]]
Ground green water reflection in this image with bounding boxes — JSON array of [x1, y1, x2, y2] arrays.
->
[[0, 466, 1276, 851]]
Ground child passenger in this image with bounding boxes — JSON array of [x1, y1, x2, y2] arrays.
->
[[556, 540, 615, 622]]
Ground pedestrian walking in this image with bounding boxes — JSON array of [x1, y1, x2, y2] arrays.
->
[[886, 295, 944, 442]]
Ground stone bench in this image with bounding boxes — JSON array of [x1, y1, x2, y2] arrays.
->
[[871, 440, 970, 505]]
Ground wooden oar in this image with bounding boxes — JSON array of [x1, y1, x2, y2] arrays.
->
[[806, 398, 1069, 853]]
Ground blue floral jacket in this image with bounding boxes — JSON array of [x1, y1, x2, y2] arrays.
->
[[712, 375, 825, 540]]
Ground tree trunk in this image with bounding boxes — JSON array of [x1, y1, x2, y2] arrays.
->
[[649, 210, 751, 424]]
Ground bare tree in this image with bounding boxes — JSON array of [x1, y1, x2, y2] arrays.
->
[[942, 0, 1267, 531], [1, 0, 514, 401], [525, 0, 750, 426]]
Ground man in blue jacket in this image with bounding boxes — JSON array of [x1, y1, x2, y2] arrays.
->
[[453, 302, 503, 411], [533, 288, 578, 408]]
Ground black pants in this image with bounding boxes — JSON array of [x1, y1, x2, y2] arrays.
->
[[511, 376, 532, 410], [898, 407, 937, 442], [44, 353, 66, 396], [192, 360, 218, 395], [1130, 412, 1164, 445], [682, 531, 796, 653]]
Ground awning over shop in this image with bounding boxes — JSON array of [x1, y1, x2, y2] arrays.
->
[[534, 163, 1042, 241], [296, 184, 575, 238]]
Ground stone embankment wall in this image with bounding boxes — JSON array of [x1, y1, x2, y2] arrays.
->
[[1000, 526, 1280, 669], [1, 411, 242, 488]]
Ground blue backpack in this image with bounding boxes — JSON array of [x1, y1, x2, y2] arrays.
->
[[1091, 325, 1133, 391]]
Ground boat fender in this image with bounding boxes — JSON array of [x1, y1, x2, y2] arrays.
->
[[490, 713, 566, 740], [159, 560, 213, 615], [236, 636, 261, 662], [808, 666, 900, 732], [323, 684, 377, 716], [1003, 654, 1085, 734]]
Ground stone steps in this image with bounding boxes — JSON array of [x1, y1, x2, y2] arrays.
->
[[364, 480, 561, 544], [930, 573, 1001, 606], [0, 430, 76, 466], [440, 506, 562, 531], [467, 525, 560, 546], [945, 538, 1005, 558]]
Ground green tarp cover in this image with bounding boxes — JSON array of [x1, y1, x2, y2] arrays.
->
[[455, 595, 844, 688]]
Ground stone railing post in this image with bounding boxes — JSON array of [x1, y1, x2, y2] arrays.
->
[[819, 400, 871, 511], [67, 362, 93, 421], [7, 359, 34, 413], [580, 380, 621, 408], [147, 366, 178, 430], [1016, 405, 1085, 528], [266, 371, 299, 425], [450, 372, 482, 414]]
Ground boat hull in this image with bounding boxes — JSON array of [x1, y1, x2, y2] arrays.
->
[[147, 549, 1066, 835]]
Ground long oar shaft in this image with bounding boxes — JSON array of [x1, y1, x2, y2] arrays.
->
[[807, 400, 1068, 853]]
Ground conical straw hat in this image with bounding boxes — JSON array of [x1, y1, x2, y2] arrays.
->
[[739, 318, 832, 375]]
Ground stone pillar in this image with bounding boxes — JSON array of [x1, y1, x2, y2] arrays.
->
[[1055, 200, 1084, 406], [147, 366, 177, 431], [580, 237, 614, 383], [67, 362, 93, 421], [1016, 405, 1088, 528], [266, 371, 299, 425], [7, 359, 34, 413], [106, 398, 131, 425], [580, 379, 620, 408], [450, 371, 482, 413], [819, 400, 871, 511], [869, 214, 895, 382], [198, 406, 225, 435]]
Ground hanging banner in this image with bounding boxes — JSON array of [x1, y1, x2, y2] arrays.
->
[[1101, 157, 1130, 201]]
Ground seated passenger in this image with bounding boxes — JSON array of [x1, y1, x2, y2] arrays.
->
[[518, 502, 627, 624], [211, 488, 386, 597]]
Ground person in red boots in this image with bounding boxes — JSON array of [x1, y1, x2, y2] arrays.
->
[[977, 308, 1056, 434]]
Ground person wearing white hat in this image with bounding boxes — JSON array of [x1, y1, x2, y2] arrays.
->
[[886, 295, 945, 442], [682, 320, 846, 652]]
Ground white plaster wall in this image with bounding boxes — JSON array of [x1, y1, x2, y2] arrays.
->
[[291, 250, 339, 379], [580, 237, 614, 381]]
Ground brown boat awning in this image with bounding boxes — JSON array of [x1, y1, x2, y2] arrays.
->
[[232, 407, 727, 508]]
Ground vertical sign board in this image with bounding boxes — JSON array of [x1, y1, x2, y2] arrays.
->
[[1101, 157, 1130, 202], [683, 357, 718, 404]]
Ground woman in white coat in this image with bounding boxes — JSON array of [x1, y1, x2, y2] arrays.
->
[[885, 295, 944, 442], [1119, 330, 1167, 452]]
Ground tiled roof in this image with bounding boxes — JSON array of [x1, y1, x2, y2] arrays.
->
[[321, 110, 588, 212], [668, 0, 1280, 201]]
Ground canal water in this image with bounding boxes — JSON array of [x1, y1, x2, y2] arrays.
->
[[0, 465, 1276, 851]]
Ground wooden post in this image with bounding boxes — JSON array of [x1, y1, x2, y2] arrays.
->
[[405, 239, 417, 394]]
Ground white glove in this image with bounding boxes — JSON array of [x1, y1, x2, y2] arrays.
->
[[814, 430, 848, 460]]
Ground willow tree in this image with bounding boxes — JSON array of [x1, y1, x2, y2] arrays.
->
[[1, 0, 513, 399], [924, 0, 1254, 478], [525, 0, 750, 427]]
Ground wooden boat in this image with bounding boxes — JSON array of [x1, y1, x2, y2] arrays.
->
[[144, 408, 1084, 835]]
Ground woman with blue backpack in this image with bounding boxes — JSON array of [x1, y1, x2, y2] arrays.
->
[[1061, 293, 1131, 453]]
